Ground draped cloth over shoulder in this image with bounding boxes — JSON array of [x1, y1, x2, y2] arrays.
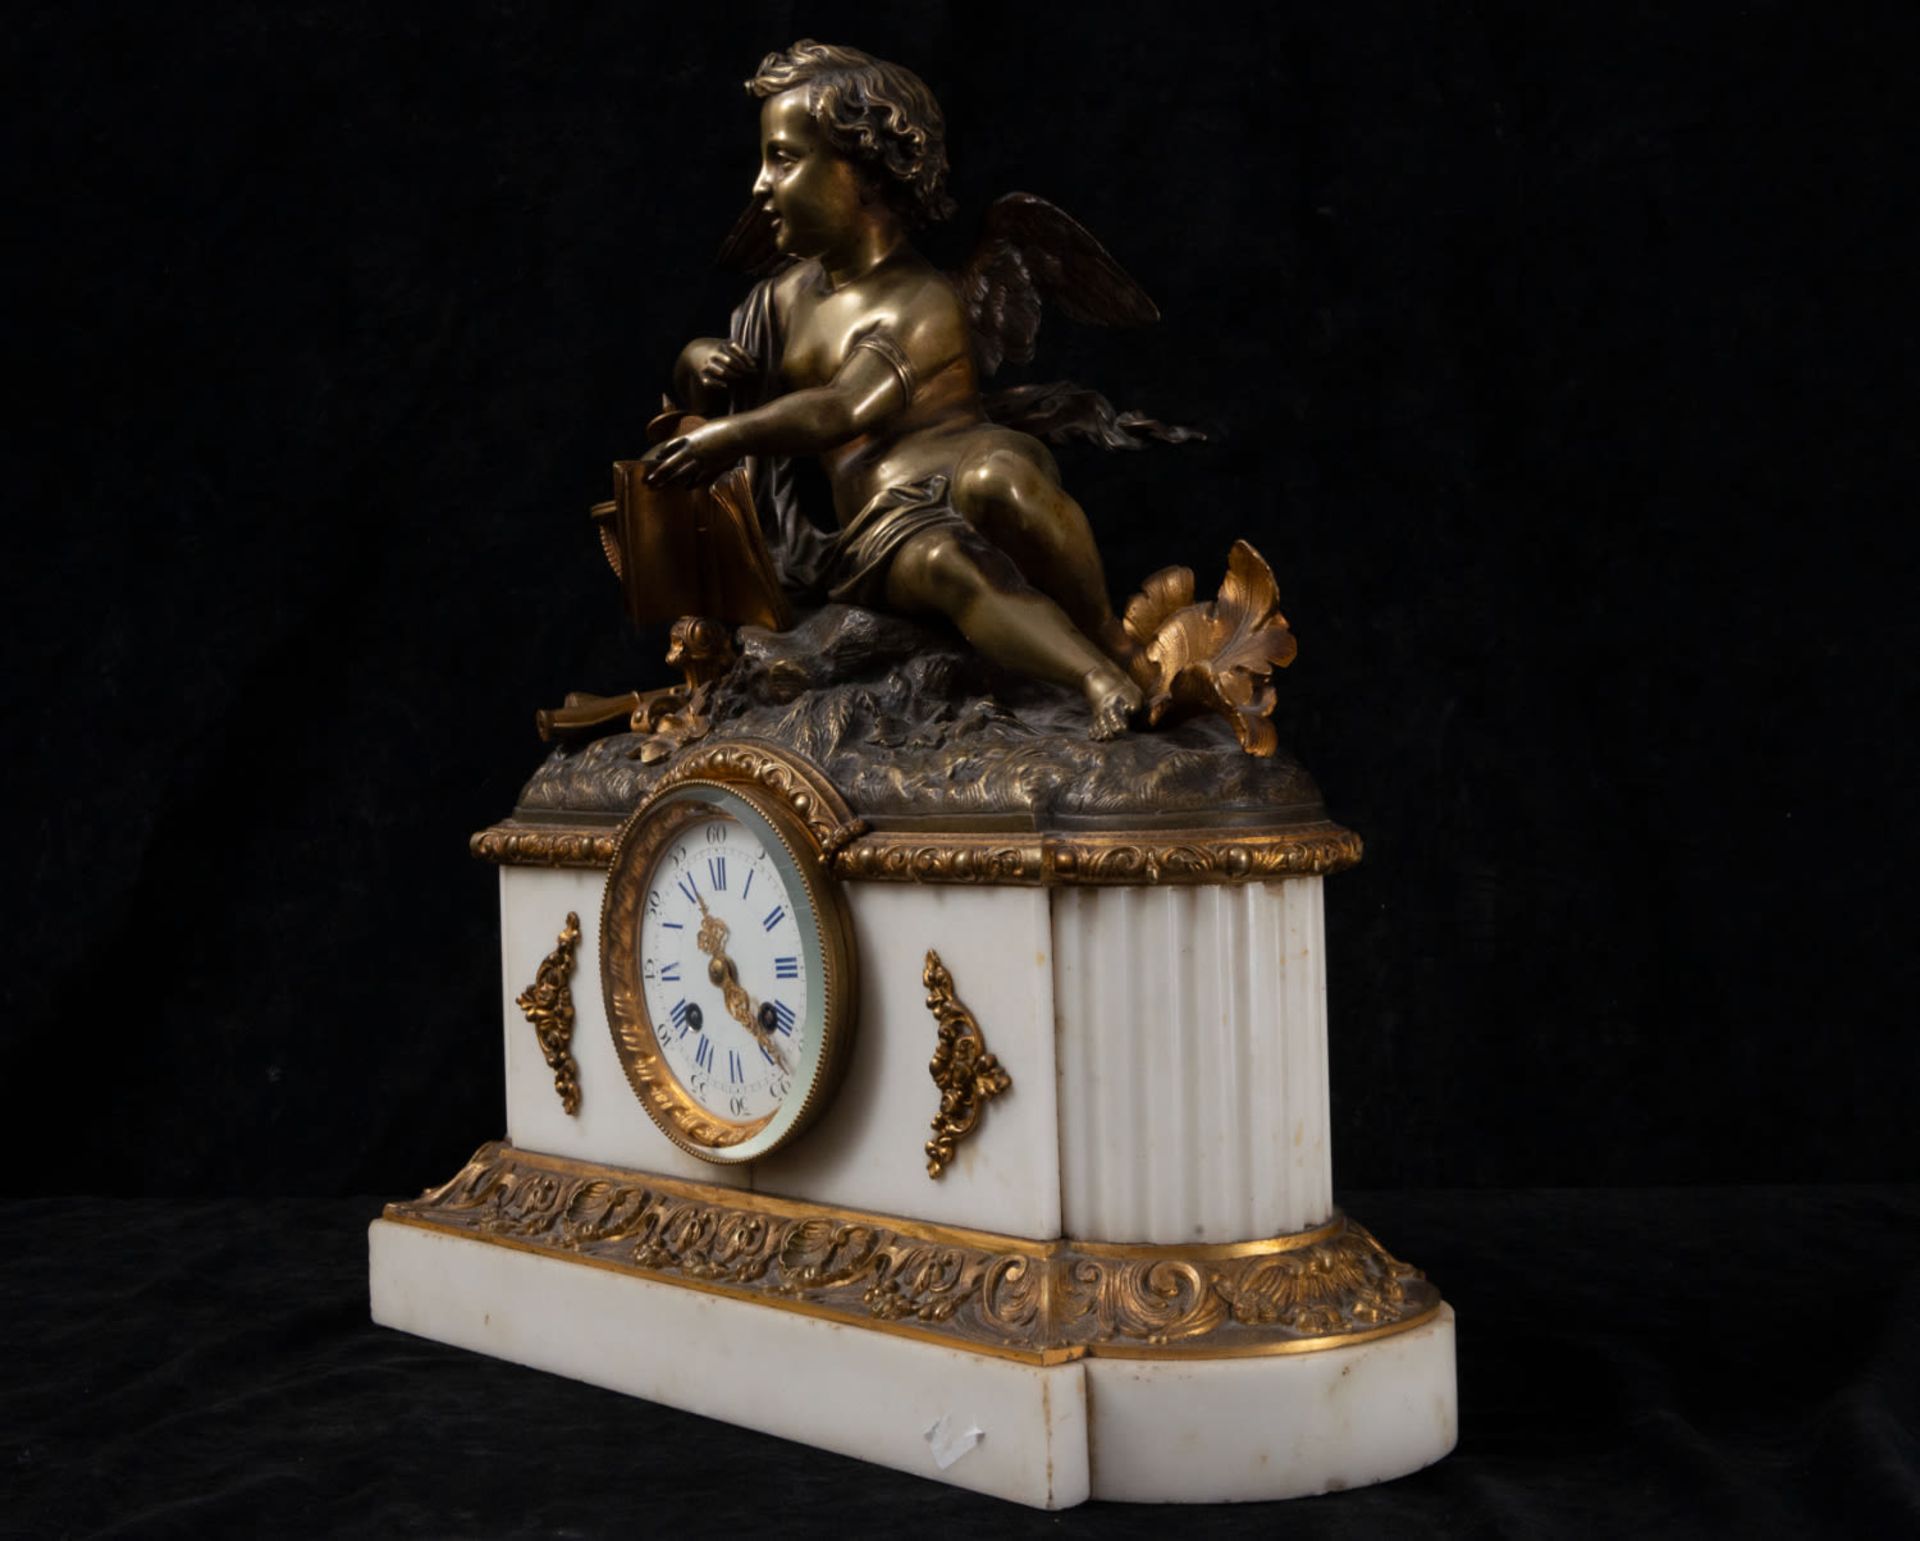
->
[[727, 277, 1007, 610], [603, 269, 1177, 628], [727, 276, 839, 598]]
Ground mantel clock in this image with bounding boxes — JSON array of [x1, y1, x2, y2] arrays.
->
[[369, 37, 1457, 1513]]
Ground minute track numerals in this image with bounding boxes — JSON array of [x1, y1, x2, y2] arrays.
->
[[638, 817, 807, 1124]]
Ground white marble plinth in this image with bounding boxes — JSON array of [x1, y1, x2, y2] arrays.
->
[[369, 1216, 1089, 1509], [1085, 1309, 1458, 1501], [369, 1216, 1456, 1510]]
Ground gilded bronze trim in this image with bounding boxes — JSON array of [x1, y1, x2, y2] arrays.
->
[[472, 823, 619, 868], [839, 835, 1047, 885], [922, 950, 1010, 1178], [1121, 540, 1298, 756], [476, 816, 1362, 884], [836, 822, 1363, 885], [384, 1143, 1441, 1365], [651, 740, 867, 860], [516, 912, 583, 1115], [601, 773, 859, 1164]]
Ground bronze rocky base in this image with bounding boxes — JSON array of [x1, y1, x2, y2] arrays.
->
[[519, 604, 1327, 828]]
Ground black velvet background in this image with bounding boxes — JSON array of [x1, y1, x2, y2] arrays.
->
[[4, 2, 1916, 1533], [8, 0, 1916, 1196]]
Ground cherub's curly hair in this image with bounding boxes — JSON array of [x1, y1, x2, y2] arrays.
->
[[746, 40, 957, 227]]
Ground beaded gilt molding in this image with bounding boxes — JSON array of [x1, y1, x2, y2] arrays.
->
[[384, 1142, 1440, 1365]]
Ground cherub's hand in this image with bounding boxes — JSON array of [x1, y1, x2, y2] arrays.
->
[[642, 421, 736, 487], [685, 339, 757, 393]]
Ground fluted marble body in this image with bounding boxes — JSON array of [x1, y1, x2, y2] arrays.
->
[[1053, 880, 1331, 1242], [496, 867, 1334, 1244]]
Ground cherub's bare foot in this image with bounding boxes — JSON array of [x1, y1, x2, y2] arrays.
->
[[1083, 665, 1143, 741]]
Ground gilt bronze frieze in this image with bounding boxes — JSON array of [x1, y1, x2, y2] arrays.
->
[[387, 1143, 1442, 1364]]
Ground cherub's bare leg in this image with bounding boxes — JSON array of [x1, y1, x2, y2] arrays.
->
[[950, 437, 1136, 664], [885, 528, 1143, 739]]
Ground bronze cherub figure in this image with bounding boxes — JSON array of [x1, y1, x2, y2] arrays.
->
[[613, 39, 1293, 751]]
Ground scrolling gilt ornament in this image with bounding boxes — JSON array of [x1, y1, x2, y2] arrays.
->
[[386, 1143, 1440, 1363], [515, 913, 583, 1115], [471, 740, 867, 870], [921, 950, 1011, 1178], [476, 741, 1359, 883], [473, 819, 1363, 884], [649, 740, 866, 859]]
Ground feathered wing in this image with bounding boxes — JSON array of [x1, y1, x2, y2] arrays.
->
[[951, 192, 1161, 376]]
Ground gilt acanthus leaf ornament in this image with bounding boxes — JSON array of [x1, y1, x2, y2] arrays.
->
[[921, 950, 1012, 1179], [1123, 539, 1299, 756], [515, 913, 583, 1115]]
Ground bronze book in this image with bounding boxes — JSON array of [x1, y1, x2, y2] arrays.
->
[[592, 442, 792, 634]]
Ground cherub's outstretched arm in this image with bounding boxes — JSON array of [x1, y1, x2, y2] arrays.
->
[[644, 347, 906, 486]]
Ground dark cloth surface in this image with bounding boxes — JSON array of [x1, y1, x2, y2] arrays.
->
[[5, 1186, 1915, 1538], [7, 4, 1917, 1207]]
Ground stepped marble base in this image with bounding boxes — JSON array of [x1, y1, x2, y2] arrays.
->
[[369, 1207, 1456, 1509]]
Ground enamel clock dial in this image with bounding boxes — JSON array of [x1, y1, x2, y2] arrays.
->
[[602, 777, 856, 1162]]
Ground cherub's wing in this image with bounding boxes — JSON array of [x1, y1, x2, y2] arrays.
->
[[716, 198, 784, 275], [952, 192, 1161, 376]]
